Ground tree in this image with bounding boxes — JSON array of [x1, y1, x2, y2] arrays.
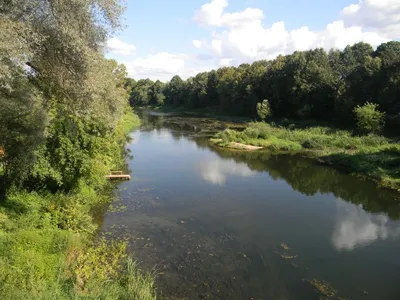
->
[[129, 79, 154, 106], [256, 100, 271, 121], [1, 0, 130, 188], [164, 75, 185, 106], [353, 102, 385, 134], [149, 80, 165, 105]]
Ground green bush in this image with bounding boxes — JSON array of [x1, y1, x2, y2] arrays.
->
[[256, 99, 271, 121], [243, 127, 260, 139], [281, 118, 290, 127], [353, 102, 385, 134]]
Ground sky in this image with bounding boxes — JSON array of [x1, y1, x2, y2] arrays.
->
[[106, 0, 400, 82]]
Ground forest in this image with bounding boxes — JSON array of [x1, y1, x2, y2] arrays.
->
[[0, 1, 155, 299], [128, 41, 400, 130]]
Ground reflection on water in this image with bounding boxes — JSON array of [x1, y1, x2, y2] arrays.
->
[[207, 147, 400, 220], [198, 159, 256, 185], [101, 114, 400, 300], [333, 201, 400, 251]]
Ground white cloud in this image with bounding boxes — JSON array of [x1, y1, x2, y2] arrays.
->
[[194, 0, 228, 26], [198, 158, 255, 185], [192, 40, 202, 48], [341, 0, 400, 38], [106, 38, 136, 55], [332, 202, 400, 251], [194, 0, 263, 28], [121, 52, 216, 82], [219, 58, 232, 66], [122, 52, 187, 81], [192, 0, 393, 65]]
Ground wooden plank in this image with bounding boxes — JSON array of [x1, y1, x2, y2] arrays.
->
[[106, 174, 131, 180]]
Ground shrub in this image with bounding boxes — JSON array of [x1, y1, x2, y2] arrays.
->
[[256, 100, 271, 121], [353, 102, 385, 134], [243, 127, 259, 139], [281, 118, 290, 127], [218, 129, 238, 142], [297, 104, 313, 119]]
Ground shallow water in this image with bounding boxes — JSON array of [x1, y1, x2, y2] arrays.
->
[[101, 112, 400, 300]]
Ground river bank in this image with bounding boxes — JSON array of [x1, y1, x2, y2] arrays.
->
[[211, 122, 400, 192], [0, 109, 157, 299]]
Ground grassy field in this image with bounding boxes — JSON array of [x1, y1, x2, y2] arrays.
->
[[0, 110, 157, 300], [211, 122, 400, 191]]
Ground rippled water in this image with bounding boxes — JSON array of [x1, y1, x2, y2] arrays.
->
[[101, 113, 400, 300]]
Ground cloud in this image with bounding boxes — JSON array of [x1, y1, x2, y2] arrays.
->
[[106, 38, 136, 55], [122, 52, 186, 81], [332, 202, 400, 251], [194, 0, 263, 28], [121, 52, 216, 82], [192, 40, 202, 48], [194, 0, 229, 26], [341, 0, 400, 38], [198, 158, 255, 185], [192, 0, 392, 65]]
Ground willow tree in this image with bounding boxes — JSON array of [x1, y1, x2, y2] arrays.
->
[[0, 0, 129, 187]]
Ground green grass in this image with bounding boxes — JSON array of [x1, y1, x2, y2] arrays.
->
[[0, 110, 156, 300], [0, 189, 157, 300], [121, 108, 141, 133], [212, 122, 400, 191]]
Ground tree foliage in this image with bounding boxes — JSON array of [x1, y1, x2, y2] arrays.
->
[[0, 0, 130, 189], [129, 41, 400, 131], [256, 100, 271, 121], [353, 102, 386, 134]]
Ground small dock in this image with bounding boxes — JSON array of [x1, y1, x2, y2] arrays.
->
[[106, 171, 131, 181]]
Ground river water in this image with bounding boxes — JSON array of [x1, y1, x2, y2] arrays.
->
[[101, 112, 400, 300]]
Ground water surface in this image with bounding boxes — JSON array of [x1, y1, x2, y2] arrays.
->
[[101, 113, 400, 300]]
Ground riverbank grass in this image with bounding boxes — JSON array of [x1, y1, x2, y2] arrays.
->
[[122, 109, 141, 133], [212, 122, 400, 191]]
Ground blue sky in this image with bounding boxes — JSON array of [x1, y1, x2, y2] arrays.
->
[[106, 0, 399, 81]]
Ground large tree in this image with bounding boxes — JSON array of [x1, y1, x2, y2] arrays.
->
[[1, 0, 129, 187]]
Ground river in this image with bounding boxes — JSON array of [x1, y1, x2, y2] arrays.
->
[[101, 111, 400, 300]]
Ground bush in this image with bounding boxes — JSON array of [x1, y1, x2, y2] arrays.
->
[[256, 100, 271, 121], [281, 118, 290, 127], [297, 104, 313, 119], [353, 102, 385, 134], [243, 127, 259, 139], [218, 129, 239, 142]]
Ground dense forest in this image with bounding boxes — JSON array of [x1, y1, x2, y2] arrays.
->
[[128, 41, 400, 129], [0, 1, 155, 299]]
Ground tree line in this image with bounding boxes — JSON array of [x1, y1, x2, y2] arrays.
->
[[1, 0, 131, 190], [128, 41, 400, 129]]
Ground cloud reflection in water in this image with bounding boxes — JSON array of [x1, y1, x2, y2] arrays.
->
[[198, 158, 256, 185], [332, 202, 400, 251]]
